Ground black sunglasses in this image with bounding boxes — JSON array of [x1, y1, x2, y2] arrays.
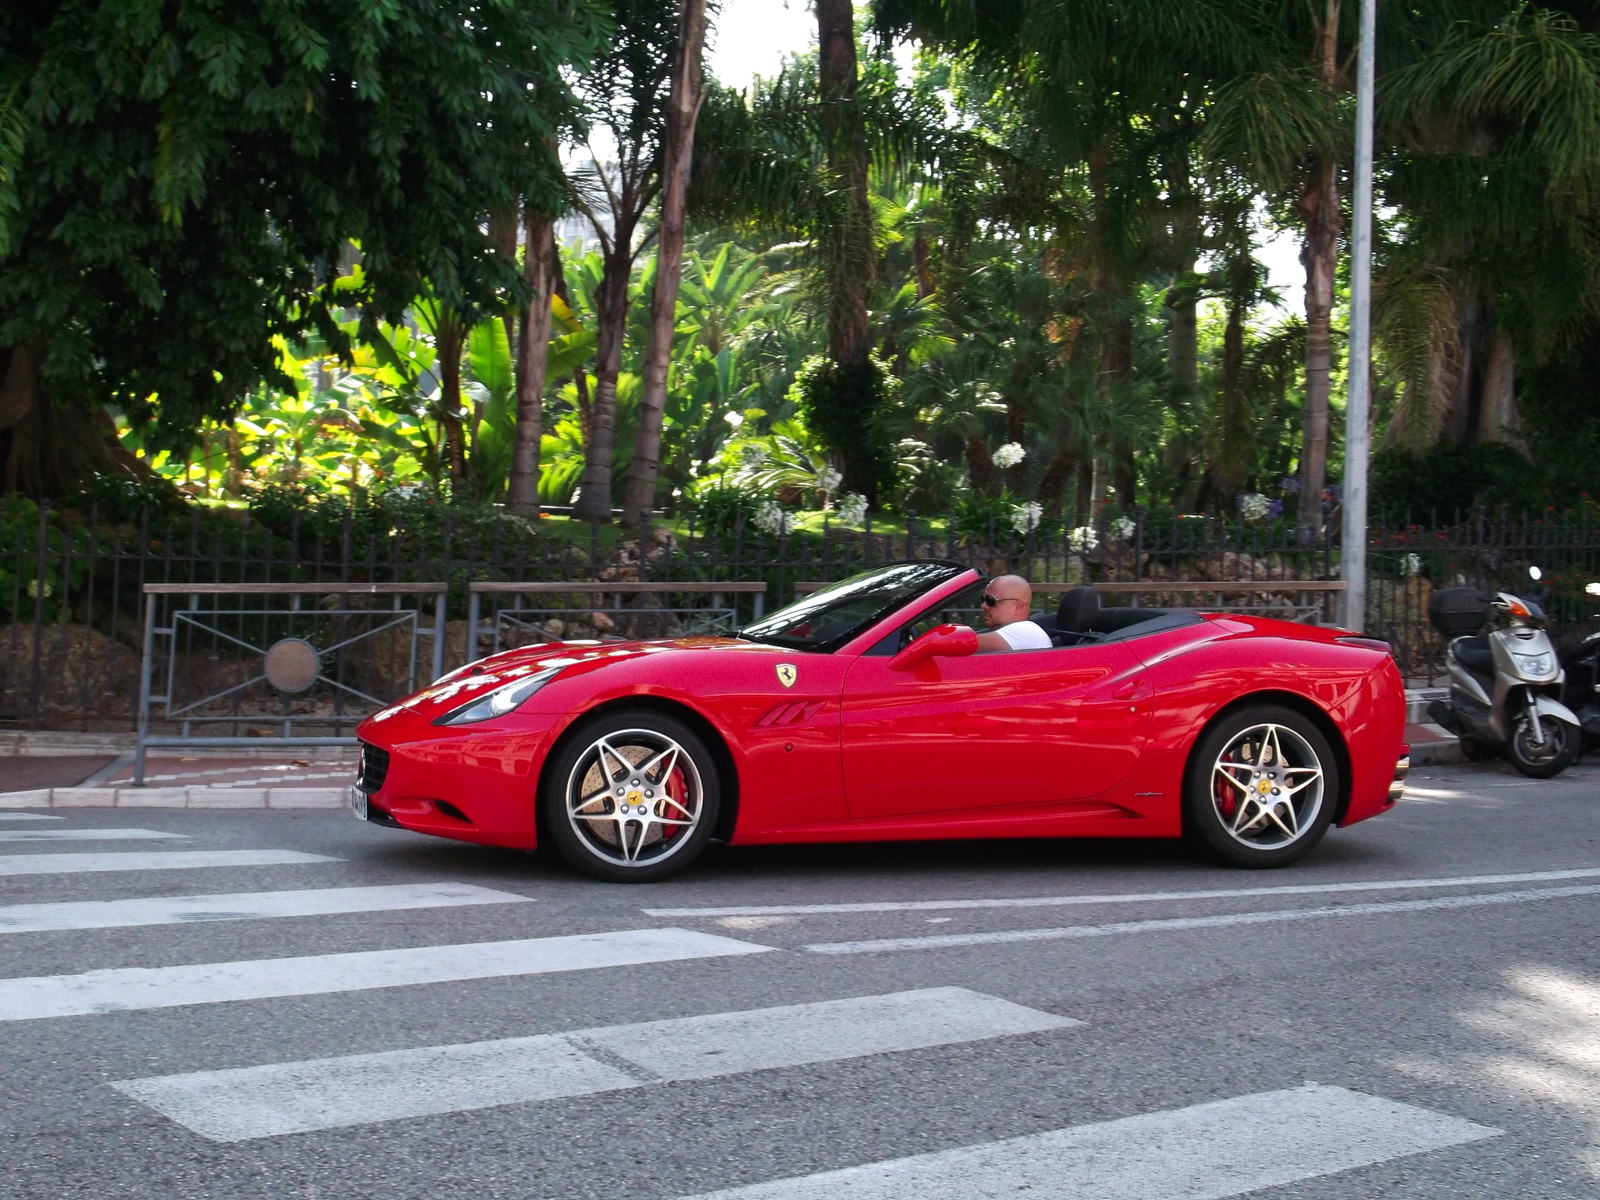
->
[[981, 593, 1020, 607]]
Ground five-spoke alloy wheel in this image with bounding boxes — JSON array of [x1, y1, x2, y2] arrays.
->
[[1184, 704, 1339, 867], [541, 709, 720, 882]]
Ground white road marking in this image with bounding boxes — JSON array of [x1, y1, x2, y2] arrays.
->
[[0, 883, 533, 934], [0, 927, 772, 1021], [0, 828, 186, 843], [804, 883, 1600, 954], [645, 866, 1600, 919], [677, 1083, 1498, 1199], [0, 850, 339, 877], [113, 987, 1076, 1141], [0, 814, 64, 821]]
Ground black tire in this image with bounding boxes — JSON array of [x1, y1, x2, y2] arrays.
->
[[540, 708, 721, 883], [1184, 703, 1340, 868], [1459, 735, 1483, 762], [1506, 712, 1577, 779]]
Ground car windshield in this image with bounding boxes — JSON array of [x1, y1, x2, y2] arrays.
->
[[738, 561, 968, 652]]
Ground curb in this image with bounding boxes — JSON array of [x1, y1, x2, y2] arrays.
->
[[0, 787, 349, 810], [1406, 723, 1466, 767]]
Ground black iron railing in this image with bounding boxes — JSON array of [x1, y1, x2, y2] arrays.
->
[[3, 494, 1596, 731]]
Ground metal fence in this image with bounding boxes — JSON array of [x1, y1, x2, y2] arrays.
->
[[3, 493, 1597, 732]]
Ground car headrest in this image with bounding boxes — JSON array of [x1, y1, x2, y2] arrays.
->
[[1055, 585, 1100, 633]]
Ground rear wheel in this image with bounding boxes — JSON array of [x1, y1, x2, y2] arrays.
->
[[1184, 704, 1339, 868], [541, 709, 720, 882], [1507, 710, 1577, 779]]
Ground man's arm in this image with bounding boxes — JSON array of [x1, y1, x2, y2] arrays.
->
[[976, 629, 1012, 652]]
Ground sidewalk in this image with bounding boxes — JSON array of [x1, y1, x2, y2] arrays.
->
[[0, 736, 355, 809]]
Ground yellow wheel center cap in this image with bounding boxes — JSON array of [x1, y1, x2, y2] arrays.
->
[[1257, 779, 1272, 795], [627, 791, 643, 805]]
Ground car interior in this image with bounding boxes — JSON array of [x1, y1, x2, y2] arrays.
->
[[881, 583, 1202, 654]]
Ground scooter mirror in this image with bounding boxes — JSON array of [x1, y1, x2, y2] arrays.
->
[[1528, 566, 1543, 581]]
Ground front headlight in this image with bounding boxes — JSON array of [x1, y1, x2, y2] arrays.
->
[[432, 667, 562, 726], [1514, 651, 1555, 677]]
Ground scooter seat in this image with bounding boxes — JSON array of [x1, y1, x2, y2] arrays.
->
[[1455, 635, 1494, 675]]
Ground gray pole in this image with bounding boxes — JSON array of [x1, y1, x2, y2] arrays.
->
[[1341, 0, 1377, 630]]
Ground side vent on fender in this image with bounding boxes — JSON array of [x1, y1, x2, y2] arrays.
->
[[754, 700, 826, 729]]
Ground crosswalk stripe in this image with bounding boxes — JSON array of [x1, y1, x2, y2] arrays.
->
[[112, 987, 1077, 1141], [805, 883, 1600, 955], [0, 814, 64, 821], [0, 927, 772, 1021], [677, 1083, 1499, 1199], [643, 866, 1600, 918], [0, 883, 534, 934], [0, 850, 339, 877], [0, 828, 186, 843]]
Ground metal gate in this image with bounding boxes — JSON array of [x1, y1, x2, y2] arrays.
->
[[135, 582, 448, 782]]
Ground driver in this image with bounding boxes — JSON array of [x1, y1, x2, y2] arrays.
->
[[975, 574, 1052, 651]]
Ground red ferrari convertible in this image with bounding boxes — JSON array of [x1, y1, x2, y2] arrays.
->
[[353, 561, 1409, 881]]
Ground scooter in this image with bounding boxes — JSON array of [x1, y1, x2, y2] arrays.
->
[[1557, 580, 1600, 753], [1426, 570, 1582, 778]]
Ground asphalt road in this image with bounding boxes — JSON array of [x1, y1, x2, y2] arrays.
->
[[1, 759, 1597, 1199]]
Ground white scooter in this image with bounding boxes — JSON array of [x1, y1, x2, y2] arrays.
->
[[1427, 569, 1582, 778]]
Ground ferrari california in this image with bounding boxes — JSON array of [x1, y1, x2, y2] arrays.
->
[[352, 561, 1409, 881]]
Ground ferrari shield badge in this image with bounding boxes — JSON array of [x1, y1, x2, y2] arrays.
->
[[776, 663, 798, 689]]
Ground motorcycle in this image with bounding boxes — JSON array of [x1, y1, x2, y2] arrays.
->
[[1557, 580, 1600, 753], [1426, 569, 1582, 778]]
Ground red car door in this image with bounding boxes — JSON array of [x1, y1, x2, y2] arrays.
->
[[840, 640, 1152, 820]]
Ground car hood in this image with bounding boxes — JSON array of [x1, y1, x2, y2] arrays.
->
[[363, 636, 779, 727]]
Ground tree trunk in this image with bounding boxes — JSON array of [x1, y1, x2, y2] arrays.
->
[[1167, 286, 1199, 410], [572, 251, 631, 521], [624, 0, 710, 527], [0, 342, 44, 434], [1477, 328, 1522, 446], [1296, 0, 1342, 523], [964, 433, 995, 496], [507, 210, 557, 515], [817, 0, 874, 369], [435, 309, 468, 489], [1037, 444, 1076, 515]]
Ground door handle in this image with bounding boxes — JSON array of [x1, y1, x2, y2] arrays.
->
[[1112, 680, 1140, 700]]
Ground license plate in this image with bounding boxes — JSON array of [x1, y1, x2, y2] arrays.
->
[[350, 786, 368, 821]]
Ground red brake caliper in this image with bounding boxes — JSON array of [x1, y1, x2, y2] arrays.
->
[[1216, 751, 1238, 819]]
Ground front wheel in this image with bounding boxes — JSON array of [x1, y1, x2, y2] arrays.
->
[[1507, 710, 1577, 779], [541, 709, 720, 882], [1184, 704, 1339, 868]]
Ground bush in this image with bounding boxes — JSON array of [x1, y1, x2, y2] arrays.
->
[[789, 355, 897, 506], [1370, 442, 1542, 519], [682, 479, 763, 535]]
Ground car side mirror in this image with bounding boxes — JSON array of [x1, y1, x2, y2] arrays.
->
[[887, 623, 978, 672]]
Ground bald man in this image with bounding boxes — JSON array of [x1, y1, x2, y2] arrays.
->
[[975, 574, 1052, 651]]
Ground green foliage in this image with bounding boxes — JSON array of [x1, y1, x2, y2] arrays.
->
[[0, 0, 608, 455], [789, 355, 897, 503], [1370, 442, 1543, 518], [682, 478, 764, 534]]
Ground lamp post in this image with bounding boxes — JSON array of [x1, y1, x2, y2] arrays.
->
[[1341, 0, 1377, 630]]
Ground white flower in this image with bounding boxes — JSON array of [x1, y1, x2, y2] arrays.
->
[[753, 499, 794, 536], [815, 465, 843, 494], [992, 442, 1027, 469], [1067, 525, 1100, 553], [1400, 553, 1423, 577], [1237, 492, 1272, 521], [1010, 502, 1044, 534], [1109, 515, 1136, 541], [26, 578, 52, 600], [837, 492, 868, 526]]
